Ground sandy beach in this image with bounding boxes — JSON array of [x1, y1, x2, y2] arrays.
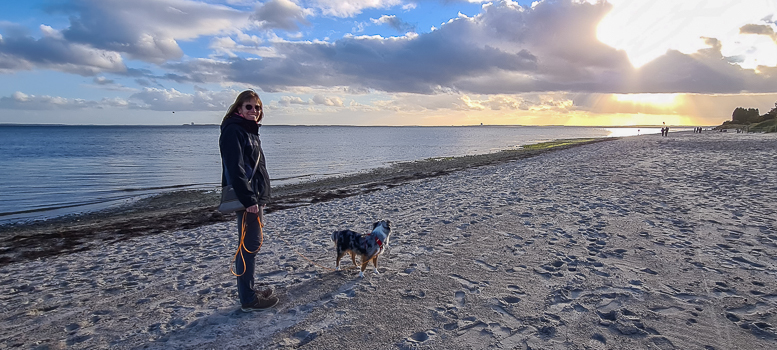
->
[[2, 131, 776, 349]]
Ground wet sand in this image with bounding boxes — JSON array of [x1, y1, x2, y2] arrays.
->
[[1, 132, 776, 349]]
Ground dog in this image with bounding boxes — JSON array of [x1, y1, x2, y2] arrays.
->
[[331, 220, 391, 278]]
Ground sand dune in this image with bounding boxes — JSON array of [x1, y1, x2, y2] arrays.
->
[[2, 131, 776, 349]]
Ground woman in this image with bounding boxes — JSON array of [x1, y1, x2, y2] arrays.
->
[[219, 90, 278, 312]]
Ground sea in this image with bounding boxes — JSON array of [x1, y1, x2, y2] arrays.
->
[[0, 125, 676, 224]]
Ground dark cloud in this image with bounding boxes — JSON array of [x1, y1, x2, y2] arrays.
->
[[164, 31, 538, 93], [740, 23, 777, 43], [372, 15, 416, 33], [740, 23, 775, 36], [0, 34, 125, 75]]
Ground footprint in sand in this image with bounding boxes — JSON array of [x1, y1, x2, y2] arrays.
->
[[455, 291, 466, 306], [501, 296, 521, 304], [397, 330, 436, 349], [507, 284, 526, 294], [474, 260, 498, 272], [400, 289, 426, 299], [723, 303, 777, 339], [449, 274, 480, 293], [291, 330, 318, 347]]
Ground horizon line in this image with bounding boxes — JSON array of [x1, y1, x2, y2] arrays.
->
[[0, 123, 714, 128]]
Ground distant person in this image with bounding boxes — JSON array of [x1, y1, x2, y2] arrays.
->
[[219, 90, 278, 312], [664, 126, 669, 136]]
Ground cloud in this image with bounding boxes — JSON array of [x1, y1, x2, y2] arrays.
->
[[251, 0, 312, 31], [128, 87, 238, 111], [0, 91, 132, 109], [51, 0, 247, 63], [0, 31, 126, 75], [740, 23, 777, 43], [371, 15, 415, 33], [310, 0, 403, 17], [162, 1, 623, 93], [312, 94, 344, 106], [208, 33, 281, 58], [598, 0, 777, 70], [93, 76, 115, 85], [280, 1, 772, 94], [0, 88, 243, 112], [277, 94, 344, 106], [7, 0, 775, 105], [165, 27, 539, 93]]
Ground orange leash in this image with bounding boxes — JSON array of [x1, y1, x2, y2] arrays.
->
[[230, 211, 264, 277]]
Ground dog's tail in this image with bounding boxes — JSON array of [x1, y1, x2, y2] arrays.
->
[[331, 230, 338, 247]]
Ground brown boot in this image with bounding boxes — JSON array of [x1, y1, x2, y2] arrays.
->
[[253, 286, 274, 299], [241, 296, 279, 312]]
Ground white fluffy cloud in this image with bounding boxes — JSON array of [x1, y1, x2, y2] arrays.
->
[[251, 0, 312, 31], [0, 91, 132, 109], [129, 87, 240, 111], [277, 94, 345, 106]]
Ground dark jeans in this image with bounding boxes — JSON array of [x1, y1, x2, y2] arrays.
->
[[235, 208, 264, 305]]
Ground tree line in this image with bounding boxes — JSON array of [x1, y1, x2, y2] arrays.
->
[[724, 101, 777, 125]]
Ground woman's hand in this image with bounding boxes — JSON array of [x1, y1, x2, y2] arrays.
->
[[246, 204, 259, 214]]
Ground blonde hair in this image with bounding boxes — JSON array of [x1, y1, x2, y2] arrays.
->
[[223, 90, 262, 121]]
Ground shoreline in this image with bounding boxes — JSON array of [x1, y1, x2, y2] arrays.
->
[[0, 137, 613, 267]]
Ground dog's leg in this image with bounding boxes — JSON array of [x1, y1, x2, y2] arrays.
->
[[335, 251, 345, 271], [371, 255, 379, 274], [359, 260, 370, 278], [349, 252, 358, 267]]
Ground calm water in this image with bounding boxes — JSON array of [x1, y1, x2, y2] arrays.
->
[[0, 125, 668, 224]]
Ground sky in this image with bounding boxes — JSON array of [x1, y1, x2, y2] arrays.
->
[[0, 0, 776, 126]]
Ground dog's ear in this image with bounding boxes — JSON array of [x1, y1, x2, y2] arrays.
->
[[385, 219, 391, 228]]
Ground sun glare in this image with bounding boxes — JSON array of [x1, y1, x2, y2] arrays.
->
[[597, 0, 777, 69]]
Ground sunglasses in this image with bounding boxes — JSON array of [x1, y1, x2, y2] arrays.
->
[[243, 104, 262, 111]]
